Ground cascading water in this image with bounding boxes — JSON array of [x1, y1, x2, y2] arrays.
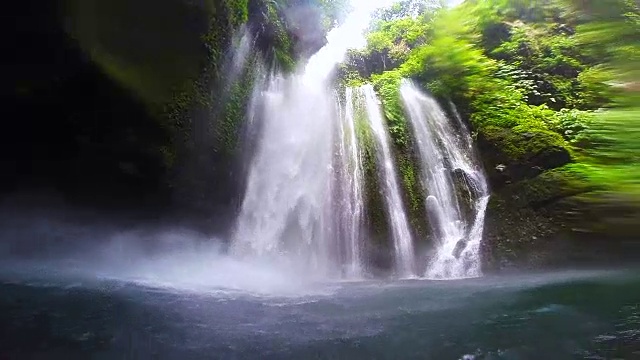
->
[[355, 85, 416, 278], [230, 1, 487, 280], [334, 88, 366, 277], [231, 73, 338, 276], [226, 26, 255, 88], [399, 80, 489, 279], [230, 1, 382, 277]]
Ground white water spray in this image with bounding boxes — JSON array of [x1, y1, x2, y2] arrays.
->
[[233, 77, 375, 278], [231, 1, 384, 278], [335, 88, 366, 277], [232, 73, 337, 276], [399, 80, 489, 279]]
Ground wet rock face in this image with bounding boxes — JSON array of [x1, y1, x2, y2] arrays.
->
[[452, 238, 467, 259], [282, 4, 328, 58], [366, 242, 395, 275], [478, 163, 640, 272], [480, 194, 570, 272], [5, 0, 332, 212], [450, 168, 478, 222], [472, 121, 586, 271]]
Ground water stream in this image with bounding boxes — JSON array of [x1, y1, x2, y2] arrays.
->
[[231, 73, 337, 276], [400, 80, 489, 279], [335, 88, 366, 277], [354, 85, 416, 277], [231, 2, 388, 278], [2, 1, 636, 358], [232, 36, 490, 280]]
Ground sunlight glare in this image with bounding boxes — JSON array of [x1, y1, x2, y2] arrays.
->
[[304, 0, 395, 82]]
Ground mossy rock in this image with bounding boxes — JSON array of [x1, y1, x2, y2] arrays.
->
[[494, 166, 594, 209], [477, 125, 572, 188]]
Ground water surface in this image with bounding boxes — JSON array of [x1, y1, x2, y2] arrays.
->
[[0, 266, 638, 359]]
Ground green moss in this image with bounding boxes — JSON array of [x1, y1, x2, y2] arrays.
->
[[339, 68, 366, 88], [217, 60, 258, 153], [371, 70, 409, 147], [369, 71, 428, 241], [397, 151, 428, 238], [351, 93, 389, 246], [223, 0, 249, 26], [480, 124, 571, 164], [263, 0, 296, 72], [398, 155, 419, 213]]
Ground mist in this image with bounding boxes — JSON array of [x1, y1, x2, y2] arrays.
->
[[0, 193, 330, 297]]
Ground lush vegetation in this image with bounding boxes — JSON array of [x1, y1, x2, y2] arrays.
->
[[337, 0, 639, 264], [340, 0, 638, 195]]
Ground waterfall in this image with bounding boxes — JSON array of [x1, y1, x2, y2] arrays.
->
[[231, 73, 338, 275], [225, 26, 255, 88], [335, 88, 366, 277], [230, 0, 387, 278], [229, 2, 489, 280], [399, 80, 489, 279], [355, 85, 416, 278]]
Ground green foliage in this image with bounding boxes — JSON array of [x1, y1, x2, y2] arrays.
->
[[469, 80, 526, 128], [401, 32, 495, 99], [576, 66, 617, 108], [218, 68, 256, 153], [317, 0, 351, 27], [344, 0, 630, 170], [336, 0, 640, 243], [371, 70, 409, 147], [574, 106, 640, 193], [545, 108, 594, 143], [568, 0, 640, 82], [371, 0, 442, 23], [338, 1, 443, 79], [398, 3, 491, 90], [481, 125, 569, 164], [560, 0, 640, 197], [222, 0, 249, 26], [275, 3, 297, 65], [488, 20, 586, 109], [367, 17, 431, 54]]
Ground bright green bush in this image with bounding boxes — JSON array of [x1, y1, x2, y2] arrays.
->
[[336, 0, 639, 209], [371, 70, 409, 147]]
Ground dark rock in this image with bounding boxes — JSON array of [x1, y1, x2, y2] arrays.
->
[[452, 238, 467, 259], [480, 164, 640, 272], [450, 168, 479, 222], [282, 4, 328, 59]]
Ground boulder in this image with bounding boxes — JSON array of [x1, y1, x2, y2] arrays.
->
[[477, 125, 572, 189], [452, 238, 467, 259]]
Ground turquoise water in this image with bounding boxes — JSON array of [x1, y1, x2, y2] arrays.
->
[[0, 268, 638, 359]]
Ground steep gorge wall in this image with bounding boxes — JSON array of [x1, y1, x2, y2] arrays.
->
[[3, 0, 334, 221]]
